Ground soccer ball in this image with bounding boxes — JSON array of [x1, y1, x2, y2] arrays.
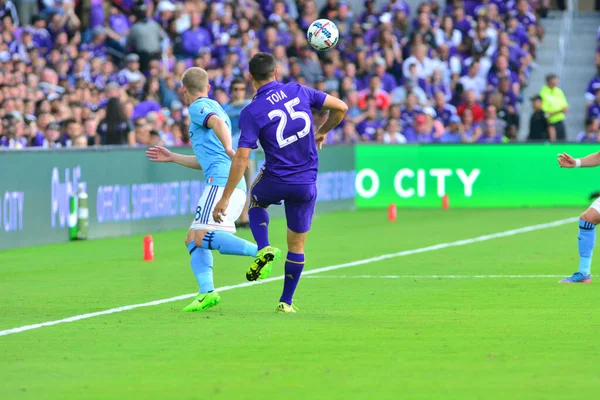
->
[[307, 19, 339, 52]]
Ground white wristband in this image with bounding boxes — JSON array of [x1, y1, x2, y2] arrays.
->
[[575, 159, 582, 168]]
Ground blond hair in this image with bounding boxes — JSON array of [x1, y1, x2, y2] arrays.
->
[[181, 67, 209, 94]]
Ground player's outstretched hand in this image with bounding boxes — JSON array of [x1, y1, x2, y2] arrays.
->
[[557, 152, 576, 168], [146, 146, 174, 163], [213, 197, 229, 223]]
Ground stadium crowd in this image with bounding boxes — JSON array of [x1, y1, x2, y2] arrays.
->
[[580, 25, 600, 143], [0, 0, 556, 149]]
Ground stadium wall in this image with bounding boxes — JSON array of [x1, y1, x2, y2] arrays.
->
[[0, 146, 355, 250], [3, 143, 596, 250], [356, 144, 599, 209]]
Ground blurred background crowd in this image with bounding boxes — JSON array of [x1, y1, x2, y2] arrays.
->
[[0, 0, 589, 149]]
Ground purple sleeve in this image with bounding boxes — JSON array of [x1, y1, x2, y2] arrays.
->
[[302, 85, 327, 110], [237, 108, 259, 149]]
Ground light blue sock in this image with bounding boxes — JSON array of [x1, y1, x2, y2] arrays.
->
[[578, 219, 595, 276], [187, 242, 214, 293], [201, 231, 257, 257]]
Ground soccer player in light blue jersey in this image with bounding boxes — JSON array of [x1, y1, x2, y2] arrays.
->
[[557, 151, 597, 283], [146, 67, 280, 312]]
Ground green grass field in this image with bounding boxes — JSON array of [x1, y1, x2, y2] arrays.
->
[[1, 208, 599, 399]]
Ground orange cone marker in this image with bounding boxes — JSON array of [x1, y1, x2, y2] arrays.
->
[[442, 194, 450, 210], [388, 203, 397, 222], [143, 235, 154, 261]]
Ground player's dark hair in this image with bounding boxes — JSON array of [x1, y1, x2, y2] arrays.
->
[[249, 52, 276, 82]]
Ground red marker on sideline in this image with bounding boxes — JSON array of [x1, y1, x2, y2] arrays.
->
[[388, 204, 397, 222], [144, 235, 154, 261], [442, 194, 450, 210]]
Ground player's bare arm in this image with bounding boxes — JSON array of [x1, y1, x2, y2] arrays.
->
[[206, 114, 236, 159], [213, 147, 251, 222], [558, 151, 600, 168], [315, 95, 348, 149], [146, 145, 202, 170]]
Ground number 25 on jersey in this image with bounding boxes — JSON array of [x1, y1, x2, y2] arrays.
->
[[268, 97, 311, 148]]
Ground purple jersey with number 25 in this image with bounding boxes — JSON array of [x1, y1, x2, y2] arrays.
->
[[238, 81, 327, 184], [238, 81, 327, 233]]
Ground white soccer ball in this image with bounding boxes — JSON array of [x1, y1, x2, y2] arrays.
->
[[307, 19, 340, 52]]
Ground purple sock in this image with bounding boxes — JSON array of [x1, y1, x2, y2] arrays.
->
[[248, 206, 270, 249], [280, 252, 305, 305]]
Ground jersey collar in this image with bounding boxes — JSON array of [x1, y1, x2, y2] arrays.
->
[[256, 81, 280, 95]]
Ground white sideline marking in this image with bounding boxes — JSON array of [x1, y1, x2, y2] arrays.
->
[[303, 275, 566, 279], [0, 217, 577, 337]]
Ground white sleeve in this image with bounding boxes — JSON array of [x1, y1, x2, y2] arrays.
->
[[402, 56, 413, 79], [450, 56, 462, 75], [452, 30, 462, 48], [435, 30, 445, 47]]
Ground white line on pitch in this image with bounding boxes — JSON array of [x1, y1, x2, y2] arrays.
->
[[303, 275, 566, 279], [0, 216, 577, 338]]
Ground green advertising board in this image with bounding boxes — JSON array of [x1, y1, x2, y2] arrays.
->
[[0, 146, 354, 250], [355, 144, 600, 209]]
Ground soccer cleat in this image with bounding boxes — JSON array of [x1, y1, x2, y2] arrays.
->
[[182, 291, 221, 312], [275, 302, 299, 313], [558, 272, 592, 284], [246, 246, 281, 281]]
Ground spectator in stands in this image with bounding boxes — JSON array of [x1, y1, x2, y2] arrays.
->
[[97, 98, 134, 146], [539, 73, 568, 141], [478, 119, 504, 143], [483, 104, 507, 139], [439, 115, 466, 143], [356, 99, 381, 141], [458, 90, 485, 122], [461, 108, 482, 142], [299, 45, 323, 85], [72, 134, 89, 148], [403, 44, 434, 80], [404, 113, 435, 143], [383, 119, 406, 144], [488, 55, 520, 95], [487, 91, 516, 140], [458, 60, 486, 101], [126, 4, 167, 71], [340, 120, 359, 144], [372, 57, 397, 94], [392, 75, 428, 106], [433, 91, 458, 126], [577, 117, 599, 143], [399, 93, 422, 129], [436, 15, 462, 49], [0, 0, 554, 149], [44, 121, 62, 148], [0, 0, 19, 26], [133, 117, 151, 146], [585, 65, 600, 104], [527, 94, 553, 142], [587, 87, 600, 119], [425, 69, 452, 101], [359, 75, 390, 110]]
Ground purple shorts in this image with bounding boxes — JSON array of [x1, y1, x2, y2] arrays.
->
[[250, 172, 317, 233]]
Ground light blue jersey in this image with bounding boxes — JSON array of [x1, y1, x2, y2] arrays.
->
[[189, 97, 246, 191]]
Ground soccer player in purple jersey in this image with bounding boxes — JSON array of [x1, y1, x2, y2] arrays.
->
[[213, 53, 348, 313]]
